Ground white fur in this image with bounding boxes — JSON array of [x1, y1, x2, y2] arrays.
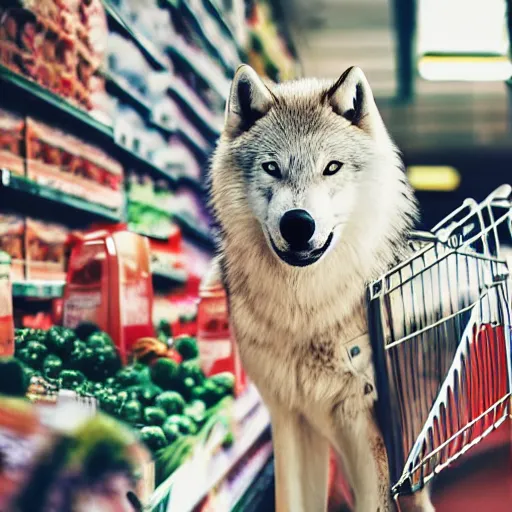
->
[[209, 65, 434, 512]]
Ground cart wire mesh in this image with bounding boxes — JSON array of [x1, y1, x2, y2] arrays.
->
[[368, 184, 512, 497]]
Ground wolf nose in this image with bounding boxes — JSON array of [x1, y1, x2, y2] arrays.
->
[[280, 209, 316, 249]]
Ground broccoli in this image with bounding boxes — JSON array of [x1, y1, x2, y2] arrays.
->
[[45, 326, 75, 358], [155, 391, 185, 415], [43, 354, 63, 379], [149, 359, 180, 390], [72, 344, 121, 383], [120, 399, 143, 424], [139, 426, 167, 452], [143, 406, 167, 427], [161, 420, 182, 444], [209, 372, 235, 396], [16, 341, 48, 370], [177, 360, 204, 385], [59, 369, 86, 390], [114, 366, 147, 388], [173, 336, 199, 361]]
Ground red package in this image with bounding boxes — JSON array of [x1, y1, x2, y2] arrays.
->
[[63, 225, 155, 363], [197, 259, 248, 397], [0, 251, 14, 357]]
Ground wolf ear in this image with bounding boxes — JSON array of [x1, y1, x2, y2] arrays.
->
[[225, 65, 274, 137], [324, 66, 382, 137]]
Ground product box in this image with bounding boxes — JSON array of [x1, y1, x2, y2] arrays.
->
[[25, 117, 124, 211], [0, 213, 25, 281], [0, 251, 14, 357], [0, 108, 25, 176], [25, 218, 69, 281], [63, 226, 155, 363], [197, 258, 248, 397]]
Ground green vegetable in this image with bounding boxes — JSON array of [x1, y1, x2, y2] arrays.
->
[[174, 336, 199, 360], [200, 379, 225, 408], [0, 358, 29, 397], [139, 426, 167, 452], [184, 400, 206, 426], [156, 436, 195, 483], [99, 393, 119, 415], [165, 414, 197, 435], [16, 341, 48, 370], [46, 326, 75, 358], [120, 399, 142, 424], [180, 377, 196, 402], [114, 366, 146, 388], [143, 406, 167, 426], [209, 372, 235, 396], [161, 419, 182, 444], [177, 360, 204, 385], [59, 369, 86, 390], [69, 340, 121, 383], [155, 391, 185, 415], [139, 384, 163, 406], [150, 359, 180, 390], [87, 331, 114, 348], [43, 354, 63, 379]]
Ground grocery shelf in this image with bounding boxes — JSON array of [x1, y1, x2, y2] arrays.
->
[[102, 0, 169, 71], [0, 64, 113, 142], [12, 280, 66, 299], [173, 213, 215, 251], [167, 42, 229, 100], [179, 0, 235, 74], [152, 266, 189, 286], [177, 175, 207, 196], [232, 455, 275, 512], [0, 65, 181, 190], [0, 170, 122, 222], [203, 0, 244, 59], [168, 82, 221, 140], [102, 68, 152, 117], [149, 398, 270, 512], [116, 143, 178, 186]]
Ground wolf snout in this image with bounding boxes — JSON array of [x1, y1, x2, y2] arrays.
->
[[280, 209, 316, 249]]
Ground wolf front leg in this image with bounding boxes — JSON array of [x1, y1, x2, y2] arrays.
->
[[331, 410, 394, 512], [269, 402, 330, 512]]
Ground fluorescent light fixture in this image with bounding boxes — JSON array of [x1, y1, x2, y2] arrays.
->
[[417, 0, 510, 81], [407, 166, 461, 192], [418, 55, 512, 82]]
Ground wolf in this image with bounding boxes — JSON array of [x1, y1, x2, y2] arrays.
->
[[208, 64, 435, 512]]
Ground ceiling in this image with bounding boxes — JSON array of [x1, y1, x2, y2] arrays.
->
[[280, 0, 512, 156]]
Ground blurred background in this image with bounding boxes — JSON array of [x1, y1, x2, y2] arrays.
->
[[0, 1, 510, 511]]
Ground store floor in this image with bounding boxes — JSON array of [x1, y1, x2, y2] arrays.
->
[[253, 423, 511, 512]]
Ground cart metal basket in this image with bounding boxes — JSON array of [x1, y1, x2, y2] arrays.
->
[[368, 184, 512, 498]]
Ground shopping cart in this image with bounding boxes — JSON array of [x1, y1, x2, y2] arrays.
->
[[368, 184, 512, 500]]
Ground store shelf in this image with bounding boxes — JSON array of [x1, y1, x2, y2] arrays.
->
[[168, 81, 221, 140], [12, 280, 65, 299], [149, 398, 270, 512], [167, 41, 229, 100], [152, 266, 189, 286], [173, 213, 215, 251], [0, 64, 113, 142], [0, 170, 122, 222], [0, 65, 180, 189], [203, 0, 244, 58], [177, 175, 207, 196], [102, 68, 152, 117], [179, 0, 235, 74], [116, 143, 178, 185], [102, 0, 169, 71]]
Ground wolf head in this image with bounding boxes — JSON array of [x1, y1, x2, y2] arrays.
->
[[210, 65, 416, 279]]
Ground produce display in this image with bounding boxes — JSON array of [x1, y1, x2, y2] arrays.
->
[[2, 325, 236, 486]]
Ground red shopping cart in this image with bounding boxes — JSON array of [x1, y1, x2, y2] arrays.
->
[[368, 184, 512, 500]]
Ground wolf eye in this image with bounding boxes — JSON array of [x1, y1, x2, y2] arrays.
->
[[323, 160, 343, 176], [262, 161, 281, 178]]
